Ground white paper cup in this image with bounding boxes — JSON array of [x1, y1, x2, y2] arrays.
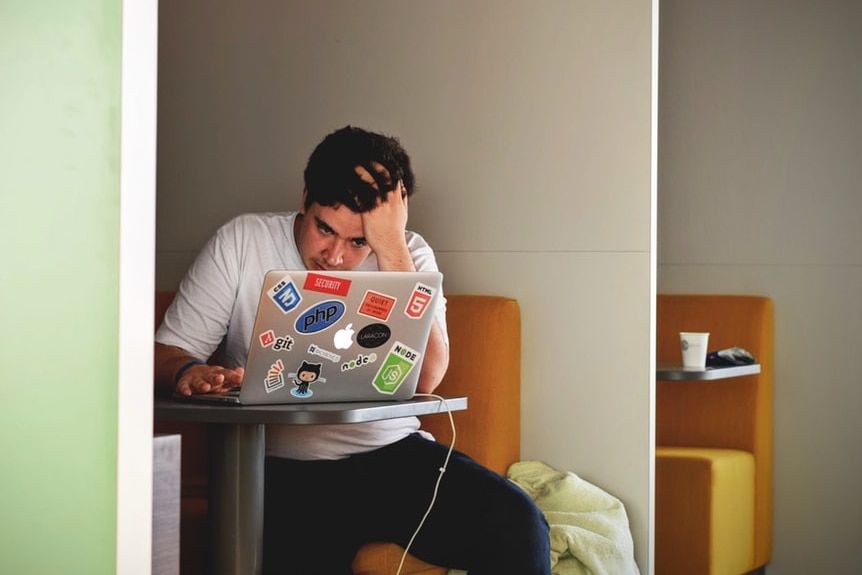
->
[[680, 332, 709, 368]]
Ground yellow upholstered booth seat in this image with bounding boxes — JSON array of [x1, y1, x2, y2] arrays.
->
[[353, 294, 521, 574], [656, 447, 755, 575], [656, 295, 773, 575], [155, 293, 521, 575]]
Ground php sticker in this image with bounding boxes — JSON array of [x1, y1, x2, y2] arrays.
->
[[295, 300, 345, 334], [372, 341, 421, 394]]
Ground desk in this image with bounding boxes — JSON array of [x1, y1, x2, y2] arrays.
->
[[656, 362, 761, 381], [153, 396, 467, 575]]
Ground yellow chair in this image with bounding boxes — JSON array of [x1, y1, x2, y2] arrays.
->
[[655, 295, 773, 575]]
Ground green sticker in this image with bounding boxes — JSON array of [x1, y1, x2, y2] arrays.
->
[[372, 342, 420, 394]]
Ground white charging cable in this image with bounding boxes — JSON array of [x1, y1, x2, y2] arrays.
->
[[395, 393, 456, 575]]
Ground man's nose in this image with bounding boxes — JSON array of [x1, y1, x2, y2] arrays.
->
[[323, 238, 344, 267]]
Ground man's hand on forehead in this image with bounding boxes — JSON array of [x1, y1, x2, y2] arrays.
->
[[355, 162, 406, 198]]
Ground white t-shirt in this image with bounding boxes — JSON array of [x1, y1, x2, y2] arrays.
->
[[156, 212, 448, 460]]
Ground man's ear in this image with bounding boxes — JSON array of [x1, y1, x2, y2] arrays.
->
[[300, 189, 308, 214]]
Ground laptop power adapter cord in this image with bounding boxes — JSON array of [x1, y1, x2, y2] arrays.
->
[[394, 393, 456, 575]]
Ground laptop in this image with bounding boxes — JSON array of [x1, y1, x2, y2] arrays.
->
[[175, 269, 443, 405]]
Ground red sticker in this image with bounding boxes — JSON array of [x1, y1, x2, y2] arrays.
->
[[304, 273, 352, 296], [359, 290, 397, 321], [405, 283, 434, 319], [259, 330, 276, 347]]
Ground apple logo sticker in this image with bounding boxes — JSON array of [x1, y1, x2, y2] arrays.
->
[[333, 323, 355, 350]]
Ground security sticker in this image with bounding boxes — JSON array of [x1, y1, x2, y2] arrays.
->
[[372, 341, 421, 395], [359, 290, 397, 321], [404, 282, 435, 319], [269, 274, 302, 314], [304, 272, 351, 296]]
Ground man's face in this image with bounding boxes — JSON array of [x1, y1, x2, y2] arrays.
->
[[294, 199, 373, 271]]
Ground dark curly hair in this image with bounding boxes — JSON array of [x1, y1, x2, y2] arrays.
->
[[302, 126, 416, 212]]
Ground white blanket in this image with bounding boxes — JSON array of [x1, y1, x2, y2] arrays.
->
[[449, 460, 640, 575]]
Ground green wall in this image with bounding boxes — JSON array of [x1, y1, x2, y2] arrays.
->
[[1, 1, 123, 572]]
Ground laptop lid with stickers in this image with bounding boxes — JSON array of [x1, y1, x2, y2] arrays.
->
[[217, 269, 442, 405]]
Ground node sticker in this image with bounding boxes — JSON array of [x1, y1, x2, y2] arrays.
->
[[372, 341, 421, 395], [340, 352, 378, 372]]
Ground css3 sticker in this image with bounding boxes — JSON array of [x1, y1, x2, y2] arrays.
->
[[269, 274, 301, 314]]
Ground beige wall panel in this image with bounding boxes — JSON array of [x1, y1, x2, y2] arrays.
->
[[440, 250, 652, 570], [659, 1, 862, 571]]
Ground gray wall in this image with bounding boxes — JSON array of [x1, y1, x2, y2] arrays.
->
[[659, 1, 862, 573], [157, 0, 656, 571]]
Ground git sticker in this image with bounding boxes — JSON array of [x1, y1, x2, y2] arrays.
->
[[269, 274, 302, 314], [359, 290, 397, 321], [404, 282, 435, 319], [372, 342, 421, 395], [259, 330, 294, 352]]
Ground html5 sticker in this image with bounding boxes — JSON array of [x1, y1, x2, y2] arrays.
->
[[404, 282, 435, 319]]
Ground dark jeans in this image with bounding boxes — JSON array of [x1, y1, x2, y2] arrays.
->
[[263, 433, 550, 575]]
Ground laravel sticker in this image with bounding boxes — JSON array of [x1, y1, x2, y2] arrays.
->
[[405, 282, 435, 319], [359, 290, 397, 321], [304, 272, 351, 296]]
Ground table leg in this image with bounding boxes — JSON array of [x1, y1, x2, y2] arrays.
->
[[208, 423, 265, 575]]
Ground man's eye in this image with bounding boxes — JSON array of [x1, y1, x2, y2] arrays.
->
[[317, 224, 333, 235], [351, 239, 367, 248]]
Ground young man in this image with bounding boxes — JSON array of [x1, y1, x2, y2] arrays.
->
[[154, 126, 550, 574]]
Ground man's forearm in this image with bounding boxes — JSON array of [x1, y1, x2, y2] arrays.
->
[[416, 321, 449, 394], [154, 342, 203, 394]]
